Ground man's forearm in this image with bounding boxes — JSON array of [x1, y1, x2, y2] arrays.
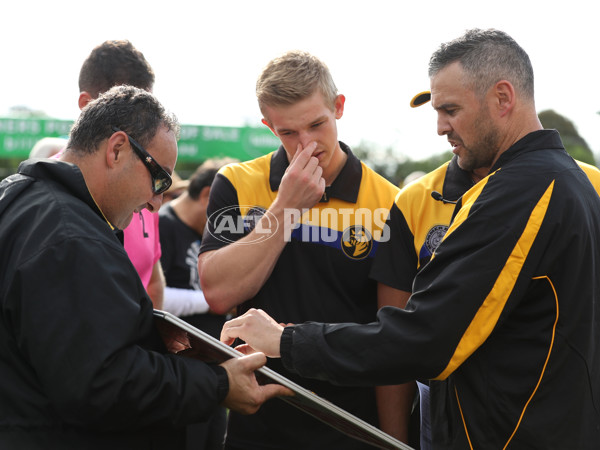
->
[[146, 261, 165, 309], [376, 383, 416, 443], [201, 145, 325, 314], [199, 204, 290, 314], [163, 287, 210, 316]]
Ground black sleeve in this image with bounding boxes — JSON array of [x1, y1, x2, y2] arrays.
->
[[369, 202, 418, 291], [158, 209, 175, 278], [281, 172, 551, 386], [11, 237, 227, 430], [199, 172, 242, 254]]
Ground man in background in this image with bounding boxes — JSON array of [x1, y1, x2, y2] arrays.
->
[[78, 39, 165, 307], [29, 137, 67, 159], [159, 158, 236, 449]]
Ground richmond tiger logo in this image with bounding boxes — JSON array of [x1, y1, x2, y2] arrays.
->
[[341, 225, 373, 260]]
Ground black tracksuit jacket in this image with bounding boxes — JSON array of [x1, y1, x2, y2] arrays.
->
[[0, 160, 228, 449], [280, 130, 600, 449]]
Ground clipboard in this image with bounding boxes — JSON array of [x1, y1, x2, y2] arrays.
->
[[153, 309, 413, 450]]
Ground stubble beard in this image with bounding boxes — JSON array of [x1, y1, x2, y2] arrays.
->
[[457, 112, 501, 173]]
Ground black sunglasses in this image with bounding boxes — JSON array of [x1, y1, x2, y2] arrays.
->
[[112, 126, 172, 195]]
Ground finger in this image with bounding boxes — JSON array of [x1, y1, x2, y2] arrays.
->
[[261, 383, 295, 399], [220, 313, 248, 343], [317, 174, 326, 193], [289, 142, 318, 168], [167, 340, 189, 353], [303, 153, 321, 174], [220, 325, 240, 345], [310, 164, 324, 183], [234, 343, 258, 355], [288, 142, 304, 166]]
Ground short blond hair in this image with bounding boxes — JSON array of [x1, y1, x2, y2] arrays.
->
[[256, 50, 338, 119]]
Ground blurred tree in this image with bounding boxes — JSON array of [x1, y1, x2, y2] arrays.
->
[[353, 143, 400, 183], [354, 141, 452, 186], [538, 109, 596, 165], [2, 108, 595, 176], [355, 109, 597, 187], [392, 151, 453, 186]]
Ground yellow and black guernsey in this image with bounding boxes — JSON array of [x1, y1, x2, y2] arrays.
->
[[200, 142, 399, 450], [370, 155, 474, 292], [279, 130, 600, 449], [372, 155, 600, 293]]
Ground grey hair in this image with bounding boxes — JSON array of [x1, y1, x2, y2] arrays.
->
[[67, 85, 179, 155], [429, 28, 534, 101]]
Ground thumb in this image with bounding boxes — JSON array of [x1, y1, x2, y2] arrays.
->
[[234, 343, 258, 355], [239, 351, 268, 370]]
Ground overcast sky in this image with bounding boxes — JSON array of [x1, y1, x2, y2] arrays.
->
[[2, 0, 599, 162]]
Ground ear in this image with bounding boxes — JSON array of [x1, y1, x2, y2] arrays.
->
[[334, 94, 346, 119], [105, 130, 129, 168], [199, 185, 211, 203], [261, 118, 277, 136], [78, 92, 94, 110], [493, 81, 515, 118]]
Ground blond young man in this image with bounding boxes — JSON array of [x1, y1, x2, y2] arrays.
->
[[198, 51, 404, 449]]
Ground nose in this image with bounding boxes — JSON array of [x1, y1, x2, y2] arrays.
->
[[146, 194, 163, 213], [437, 113, 451, 137], [298, 131, 312, 148]]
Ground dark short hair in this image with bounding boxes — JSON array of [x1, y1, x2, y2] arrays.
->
[[429, 28, 534, 101], [188, 158, 238, 199], [67, 85, 179, 155], [78, 40, 155, 98]]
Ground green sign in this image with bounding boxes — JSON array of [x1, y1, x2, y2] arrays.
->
[[176, 124, 280, 162], [0, 118, 72, 158], [0, 117, 280, 162]]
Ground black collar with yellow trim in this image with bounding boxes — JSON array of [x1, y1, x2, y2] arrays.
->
[[442, 155, 477, 202], [269, 141, 362, 203], [442, 130, 564, 202]]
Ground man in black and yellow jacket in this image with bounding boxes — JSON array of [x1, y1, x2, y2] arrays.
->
[[371, 89, 600, 450]]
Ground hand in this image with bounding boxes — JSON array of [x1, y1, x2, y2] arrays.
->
[[155, 319, 191, 353], [220, 352, 293, 414], [221, 308, 285, 358], [232, 322, 293, 356], [276, 142, 326, 212]]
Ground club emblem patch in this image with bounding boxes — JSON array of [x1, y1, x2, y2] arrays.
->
[[341, 225, 373, 260], [243, 206, 268, 233], [425, 225, 448, 254]]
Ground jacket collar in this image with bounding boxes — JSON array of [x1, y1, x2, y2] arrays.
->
[[17, 159, 118, 233], [443, 130, 564, 201], [443, 155, 477, 202], [491, 129, 564, 172]]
